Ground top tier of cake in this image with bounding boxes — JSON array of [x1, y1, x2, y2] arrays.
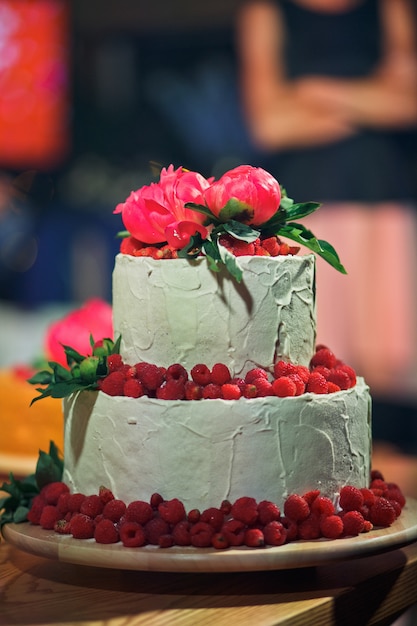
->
[[112, 253, 316, 375]]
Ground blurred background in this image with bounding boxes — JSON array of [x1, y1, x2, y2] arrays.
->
[[0, 0, 416, 463]]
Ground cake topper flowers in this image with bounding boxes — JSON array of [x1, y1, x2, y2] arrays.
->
[[116, 164, 346, 281]]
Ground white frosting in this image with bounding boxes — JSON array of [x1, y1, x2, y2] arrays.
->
[[112, 254, 316, 375], [63, 378, 371, 511]]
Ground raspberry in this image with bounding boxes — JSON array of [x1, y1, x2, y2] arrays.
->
[[145, 517, 170, 545], [41, 481, 70, 505], [27, 495, 46, 525], [191, 364, 211, 386], [386, 484, 406, 508], [284, 494, 310, 522], [339, 486, 364, 512], [158, 498, 186, 525], [125, 500, 153, 525], [99, 486, 115, 504], [310, 348, 337, 369], [231, 496, 258, 525], [67, 493, 86, 513], [242, 383, 257, 398], [311, 365, 330, 379], [150, 493, 164, 509], [123, 378, 145, 398], [263, 521, 287, 546], [80, 495, 104, 518], [94, 518, 120, 544], [306, 372, 328, 394], [363, 520, 373, 532], [210, 363, 231, 386], [257, 500, 281, 525], [230, 239, 256, 257], [338, 364, 357, 386], [137, 363, 165, 391], [273, 361, 297, 378], [252, 376, 274, 397], [370, 478, 388, 495], [360, 488, 376, 507], [221, 519, 246, 546], [221, 383, 242, 400], [261, 236, 281, 256], [202, 383, 222, 399], [200, 507, 224, 531], [245, 368, 268, 384], [120, 235, 144, 255], [107, 354, 124, 373], [298, 514, 321, 540], [156, 379, 185, 400], [281, 517, 298, 541], [371, 469, 385, 481], [100, 371, 126, 396], [220, 500, 232, 515], [328, 369, 351, 390], [103, 499, 127, 522], [342, 510, 365, 536], [294, 365, 310, 383], [184, 380, 203, 400], [54, 519, 71, 534], [187, 509, 201, 524], [302, 490, 320, 506], [320, 514, 344, 539], [327, 382, 341, 393], [40, 505, 60, 530], [369, 497, 397, 527], [244, 528, 265, 547], [272, 376, 297, 397], [211, 532, 230, 550], [119, 521, 146, 547], [166, 363, 188, 383], [389, 500, 402, 518], [288, 373, 306, 395], [172, 521, 192, 546], [310, 496, 335, 517], [190, 522, 215, 547], [159, 534, 174, 548], [70, 513, 95, 539]]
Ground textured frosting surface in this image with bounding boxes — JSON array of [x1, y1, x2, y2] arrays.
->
[[112, 254, 316, 375], [63, 378, 371, 510]]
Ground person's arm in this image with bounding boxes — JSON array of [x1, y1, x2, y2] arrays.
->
[[236, 1, 358, 151]]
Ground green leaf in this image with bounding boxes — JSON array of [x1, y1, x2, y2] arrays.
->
[[116, 230, 130, 238], [277, 223, 347, 274], [184, 202, 219, 223], [284, 201, 321, 222], [13, 506, 30, 523], [61, 345, 88, 366], [218, 198, 253, 223], [36, 447, 63, 489], [27, 370, 53, 385], [222, 220, 260, 242], [49, 361, 73, 381]]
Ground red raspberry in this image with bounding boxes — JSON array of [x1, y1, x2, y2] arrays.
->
[[338, 364, 357, 386], [310, 348, 337, 369], [210, 363, 231, 385], [261, 236, 281, 256], [370, 478, 388, 495], [327, 382, 341, 393], [220, 499, 232, 515], [94, 518, 119, 544], [125, 500, 153, 525], [389, 499, 402, 518], [371, 469, 385, 481], [211, 532, 230, 550], [166, 363, 188, 383], [252, 376, 274, 397], [298, 514, 321, 540], [385, 484, 406, 508], [294, 365, 310, 383], [363, 520, 373, 532], [263, 521, 287, 546], [221, 383, 242, 400], [54, 519, 71, 534], [159, 534, 174, 548], [27, 495, 47, 525], [99, 486, 115, 504], [306, 372, 328, 394], [70, 513, 95, 539], [279, 242, 291, 255], [57, 492, 71, 515], [172, 521, 192, 546], [302, 490, 320, 506], [281, 517, 298, 541], [67, 493, 86, 513], [311, 365, 331, 379], [137, 363, 165, 391], [123, 378, 145, 398], [202, 383, 222, 399], [191, 364, 211, 386], [360, 488, 377, 507], [190, 522, 215, 547], [187, 509, 201, 524], [184, 380, 203, 400], [231, 496, 258, 525], [257, 500, 281, 525], [150, 493, 164, 509], [230, 239, 256, 257], [145, 517, 170, 544], [342, 510, 365, 536], [100, 371, 126, 396], [273, 361, 297, 378], [310, 496, 335, 517], [244, 528, 265, 547], [158, 498, 186, 525], [272, 376, 297, 397], [200, 507, 224, 531], [245, 368, 268, 384], [40, 505, 60, 530], [103, 499, 127, 522], [369, 497, 397, 527], [288, 373, 306, 395], [339, 485, 364, 512], [119, 521, 146, 547], [328, 369, 351, 390], [80, 495, 104, 518], [320, 514, 344, 539], [242, 383, 257, 398], [41, 481, 70, 505], [221, 519, 246, 546], [120, 235, 144, 255], [107, 354, 124, 372], [156, 379, 185, 400], [284, 494, 310, 522]]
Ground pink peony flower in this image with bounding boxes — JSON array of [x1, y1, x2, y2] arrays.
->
[[45, 299, 113, 367], [114, 165, 213, 248], [203, 165, 281, 226]]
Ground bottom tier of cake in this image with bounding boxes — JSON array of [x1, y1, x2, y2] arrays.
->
[[63, 378, 371, 511]]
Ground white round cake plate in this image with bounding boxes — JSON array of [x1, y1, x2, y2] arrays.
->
[[3, 499, 417, 573]]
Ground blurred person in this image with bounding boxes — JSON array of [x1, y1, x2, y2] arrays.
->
[[236, 0, 417, 404]]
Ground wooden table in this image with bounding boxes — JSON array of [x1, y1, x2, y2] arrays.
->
[[1, 533, 417, 626]]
